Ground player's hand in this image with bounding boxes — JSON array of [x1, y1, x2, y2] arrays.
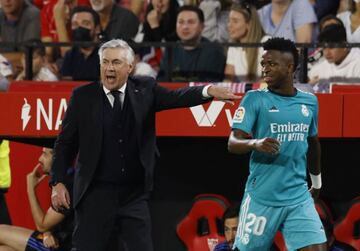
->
[[27, 163, 46, 189], [207, 85, 242, 105], [253, 137, 281, 154], [43, 232, 59, 248], [309, 187, 321, 200], [51, 183, 71, 211]]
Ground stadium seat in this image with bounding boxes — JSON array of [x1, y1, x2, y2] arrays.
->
[[333, 197, 360, 250], [273, 231, 287, 251], [176, 194, 230, 251]]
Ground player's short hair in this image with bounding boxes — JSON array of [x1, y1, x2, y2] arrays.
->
[[223, 203, 240, 222], [263, 37, 299, 71]]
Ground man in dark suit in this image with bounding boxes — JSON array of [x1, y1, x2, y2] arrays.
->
[[50, 39, 240, 251]]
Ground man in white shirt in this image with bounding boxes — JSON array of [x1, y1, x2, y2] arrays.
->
[[309, 24, 360, 87]]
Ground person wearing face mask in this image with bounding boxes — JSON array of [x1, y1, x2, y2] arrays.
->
[[60, 5, 101, 81]]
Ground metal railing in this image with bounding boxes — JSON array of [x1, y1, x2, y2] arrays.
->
[[0, 41, 356, 82]]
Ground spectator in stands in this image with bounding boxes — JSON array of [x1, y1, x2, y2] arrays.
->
[[0, 55, 13, 91], [309, 24, 360, 86], [309, 0, 340, 22], [258, 0, 317, 43], [225, 2, 270, 82], [41, 0, 90, 60], [119, 0, 148, 22], [308, 15, 345, 77], [0, 140, 11, 224], [213, 204, 240, 251], [319, 15, 344, 31], [16, 41, 58, 81], [157, 5, 226, 82], [0, 147, 74, 251], [338, 0, 360, 42], [60, 6, 101, 81], [132, 45, 157, 78], [141, 0, 180, 71], [90, 0, 139, 41], [199, 0, 232, 43], [143, 0, 179, 42], [0, 0, 40, 52]]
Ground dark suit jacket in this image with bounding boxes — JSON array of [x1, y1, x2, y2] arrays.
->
[[51, 76, 211, 207]]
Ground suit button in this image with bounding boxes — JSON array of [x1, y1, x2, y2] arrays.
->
[[118, 139, 123, 143], [117, 124, 122, 128], [121, 168, 125, 172], [120, 154, 124, 158]]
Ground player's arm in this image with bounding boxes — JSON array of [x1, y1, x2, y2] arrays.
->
[[27, 165, 65, 232], [228, 129, 280, 155], [307, 135, 322, 199]]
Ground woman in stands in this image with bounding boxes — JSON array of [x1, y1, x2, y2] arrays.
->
[[338, 0, 360, 42], [224, 2, 270, 82]]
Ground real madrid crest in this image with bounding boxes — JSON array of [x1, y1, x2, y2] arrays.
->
[[301, 104, 309, 117]]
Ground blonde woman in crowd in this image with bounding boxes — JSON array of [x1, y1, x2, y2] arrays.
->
[[224, 2, 269, 82]]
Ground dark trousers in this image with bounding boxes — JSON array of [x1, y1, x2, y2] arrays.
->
[[72, 183, 152, 251], [0, 190, 11, 224]]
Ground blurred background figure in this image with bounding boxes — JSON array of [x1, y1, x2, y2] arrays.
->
[[142, 0, 180, 71], [224, 1, 269, 82], [60, 6, 101, 81], [309, 24, 360, 87], [0, 0, 40, 78], [199, 0, 232, 43], [16, 40, 58, 81], [307, 15, 345, 75], [143, 0, 179, 42], [157, 5, 226, 82], [0, 54, 13, 91], [0, 139, 11, 225], [40, 0, 90, 62], [258, 0, 317, 43], [309, 0, 340, 22], [0, 0, 40, 51], [338, 0, 360, 42], [90, 0, 139, 41]]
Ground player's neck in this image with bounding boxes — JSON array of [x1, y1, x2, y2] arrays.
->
[[269, 85, 296, 97]]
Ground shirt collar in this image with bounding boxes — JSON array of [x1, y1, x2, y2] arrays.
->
[[102, 82, 127, 95]]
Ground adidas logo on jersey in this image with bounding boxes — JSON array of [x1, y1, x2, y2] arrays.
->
[[269, 106, 279, 112]]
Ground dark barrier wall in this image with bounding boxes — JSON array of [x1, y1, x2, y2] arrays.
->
[[151, 137, 360, 251]]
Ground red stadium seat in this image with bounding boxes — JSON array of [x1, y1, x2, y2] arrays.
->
[[273, 231, 287, 251], [333, 197, 360, 250], [176, 194, 230, 251]]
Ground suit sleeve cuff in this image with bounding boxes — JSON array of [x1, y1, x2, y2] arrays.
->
[[202, 84, 213, 98]]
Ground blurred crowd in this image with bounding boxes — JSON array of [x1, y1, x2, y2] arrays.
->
[[0, 0, 359, 91]]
